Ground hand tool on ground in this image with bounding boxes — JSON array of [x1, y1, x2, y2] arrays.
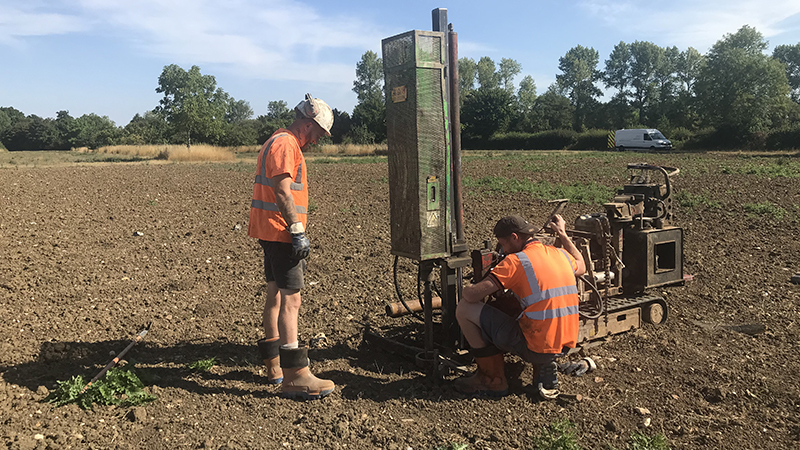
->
[[80, 322, 152, 394]]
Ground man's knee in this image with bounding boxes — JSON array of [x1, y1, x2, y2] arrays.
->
[[280, 289, 302, 308], [456, 300, 480, 324]]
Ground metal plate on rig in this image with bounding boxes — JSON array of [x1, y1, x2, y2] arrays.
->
[[577, 307, 641, 344]]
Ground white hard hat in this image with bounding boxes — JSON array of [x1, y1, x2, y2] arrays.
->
[[295, 93, 333, 136]]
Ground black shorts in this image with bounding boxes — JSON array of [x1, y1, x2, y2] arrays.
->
[[479, 303, 559, 366], [259, 240, 306, 290]]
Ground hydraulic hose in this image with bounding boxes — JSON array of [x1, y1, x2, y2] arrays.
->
[[578, 275, 606, 320], [393, 255, 424, 321]]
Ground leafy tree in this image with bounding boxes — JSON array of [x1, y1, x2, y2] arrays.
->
[[353, 51, 384, 103], [515, 75, 538, 132], [627, 41, 667, 125], [70, 114, 119, 149], [677, 47, 704, 94], [461, 87, 514, 140], [155, 64, 230, 145], [226, 99, 254, 124], [695, 26, 791, 134], [498, 58, 522, 93], [556, 45, 602, 130], [351, 96, 385, 143], [604, 42, 632, 98], [530, 86, 574, 131], [122, 111, 168, 145], [53, 110, 76, 150], [476, 56, 499, 89], [329, 108, 352, 144], [352, 51, 386, 142], [458, 57, 477, 100], [344, 123, 376, 145], [0, 110, 11, 145], [1, 115, 59, 151], [0, 107, 25, 124], [256, 100, 295, 142], [773, 43, 800, 103], [221, 120, 258, 146], [670, 47, 705, 129]]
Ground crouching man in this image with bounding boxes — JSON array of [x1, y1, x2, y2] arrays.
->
[[455, 215, 586, 399]]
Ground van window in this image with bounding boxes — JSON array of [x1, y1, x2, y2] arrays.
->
[[643, 133, 652, 141], [651, 132, 666, 139]]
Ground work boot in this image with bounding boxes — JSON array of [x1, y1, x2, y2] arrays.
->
[[257, 337, 283, 384], [534, 361, 559, 400], [454, 346, 508, 397], [280, 346, 335, 400]]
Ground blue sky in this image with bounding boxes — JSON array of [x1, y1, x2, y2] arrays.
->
[[2, 0, 800, 126]]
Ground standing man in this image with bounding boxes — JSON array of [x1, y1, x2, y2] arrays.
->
[[454, 215, 586, 399], [250, 94, 334, 400]]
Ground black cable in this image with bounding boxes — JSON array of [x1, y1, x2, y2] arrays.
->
[[578, 274, 605, 320], [393, 255, 424, 321]]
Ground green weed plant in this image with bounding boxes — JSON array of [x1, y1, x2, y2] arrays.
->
[[531, 419, 583, 450], [188, 356, 217, 372], [44, 367, 156, 409], [433, 443, 468, 450], [617, 432, 670, 450], [743, 202, 788, 221], [675, 191, 721, 209]]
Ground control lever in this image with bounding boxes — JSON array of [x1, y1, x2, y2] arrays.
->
[[539, 199, 569, 233]]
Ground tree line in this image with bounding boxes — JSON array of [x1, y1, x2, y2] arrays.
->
[[351, 25, 800, 150], [2, 25, 799, 151]]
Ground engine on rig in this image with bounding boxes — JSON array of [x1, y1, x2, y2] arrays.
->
[[557, 163, 684, 347]]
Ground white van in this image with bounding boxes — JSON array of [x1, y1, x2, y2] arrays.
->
[[615, 129, 672, 151]]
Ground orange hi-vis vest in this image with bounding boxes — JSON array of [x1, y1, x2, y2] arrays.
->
[[248, 130, 308, 244], [490, 241, 580, 354]]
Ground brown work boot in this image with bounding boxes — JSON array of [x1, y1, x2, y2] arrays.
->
[[454, 348, 508, 397], [280, 346, 335, 400], [257, 337, 283, 384]]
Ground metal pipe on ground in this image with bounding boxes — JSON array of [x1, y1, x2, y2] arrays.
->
[[386, 297, 442, 318]]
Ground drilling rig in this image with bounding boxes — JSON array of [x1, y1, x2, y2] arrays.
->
[[364, 9, 685, 377]]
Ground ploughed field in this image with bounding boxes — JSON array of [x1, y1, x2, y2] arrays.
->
[[1, 150, 799, 450]]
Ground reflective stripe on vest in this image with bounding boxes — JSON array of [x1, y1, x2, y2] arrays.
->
[[523, 304, 580, 321], [250, 199, 308, 214], [251, 133, 306, 214], [516, 251, 579, 311]]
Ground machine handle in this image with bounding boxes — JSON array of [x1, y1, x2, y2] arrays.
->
[[626, 164, 679, 200], [539, 199, 569, 233]]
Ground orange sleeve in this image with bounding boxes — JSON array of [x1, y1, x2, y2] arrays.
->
[[263, 135, 297, 179], [558, 248, 578, 273], [490, 255, 521, 292]]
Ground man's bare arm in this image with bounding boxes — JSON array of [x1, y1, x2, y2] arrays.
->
[[549, 214, 587, 276], [273, 174, 299, 226], [463, 277, 501, 303]]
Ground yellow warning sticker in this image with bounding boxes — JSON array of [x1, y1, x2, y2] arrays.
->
[[392, 86, 407, 103]]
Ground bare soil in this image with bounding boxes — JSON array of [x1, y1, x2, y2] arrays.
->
[[1, 151, 799, 450]]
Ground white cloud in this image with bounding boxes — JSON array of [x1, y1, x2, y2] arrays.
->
[[0, 5, 86, 45], [70, 0, 381, 84], [579, 0, 800, 51]]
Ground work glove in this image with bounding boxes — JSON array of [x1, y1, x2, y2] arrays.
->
[[557, 357, 596, 377], [288, 222, 311, 260]]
